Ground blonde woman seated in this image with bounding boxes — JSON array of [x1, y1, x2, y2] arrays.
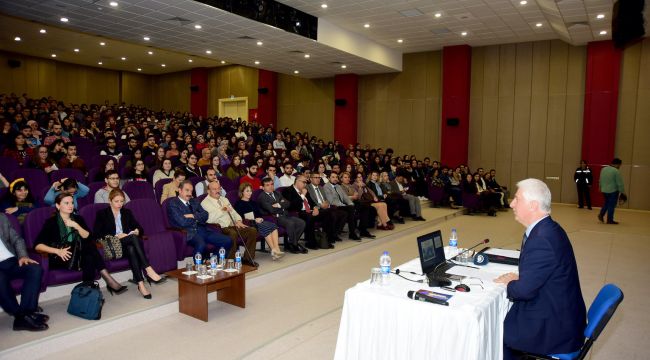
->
[[341, 172, 395, 230], [233, 183, 284, 260], [35, 193, 127, 295]]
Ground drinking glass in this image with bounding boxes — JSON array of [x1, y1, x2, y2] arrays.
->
[[198, 264, 207, 277], [185, 259, 193, 272], [370, 268, 382, 285], [226, 259, 235, 271]]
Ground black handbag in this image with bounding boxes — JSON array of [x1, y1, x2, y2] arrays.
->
[[54, 231, 82, 271], [67, 281, 104, 320], [97, 235, 123, 260], [314, 230, 330, 249]]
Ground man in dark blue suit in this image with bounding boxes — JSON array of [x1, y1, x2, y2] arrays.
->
[[166, 180, 233, 258], [496, 179, 586, 359]]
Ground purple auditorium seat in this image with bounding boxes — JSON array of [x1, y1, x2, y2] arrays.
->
[[123, 181, 155, 200], [125, 199, 177, 272], [155, 178, 172, 203], [10, 169, 50, 198], [117, 155, 131, 173], [226, 190, 239, 205], [428, 184, 446, 207], [50, 168, 86, 184], [79, 203, 130, 273], [462, 192, 481, 214], [251, 189, 263, 202], [5, 213, 48, 294], [87, 167, 101, 183], [189, 177, 202, 196], [161, 198, 216, 260], [78, 181, 106, 209], [0, 156, 20, 178], [217, 176, 236, 192]]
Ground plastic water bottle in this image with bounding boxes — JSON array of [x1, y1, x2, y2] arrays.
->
[[449, 228, 458, 258], [218, 247, 226, 268], [379, 251, 391, 285], [194, 252, 202, 270], [235, 250, 242, 271], [209, 253, 217, 270]]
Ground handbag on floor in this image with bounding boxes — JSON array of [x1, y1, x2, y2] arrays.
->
[[67, 281, 105, 320], [98, 235, 123, 260], [314, 230, 330, 249]]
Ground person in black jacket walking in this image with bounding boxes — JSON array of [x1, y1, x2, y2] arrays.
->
[[574, 160, 593, 209]]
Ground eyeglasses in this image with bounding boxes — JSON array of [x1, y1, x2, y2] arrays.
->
[[107, 177, 120, 180]]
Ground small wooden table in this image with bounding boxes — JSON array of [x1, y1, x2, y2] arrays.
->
[[166, 265, 256, 321]]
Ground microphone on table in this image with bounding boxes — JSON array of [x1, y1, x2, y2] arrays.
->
[[429, 239, 490, 287], [407, 290, 449, 306], [453, 239, 490, 262]]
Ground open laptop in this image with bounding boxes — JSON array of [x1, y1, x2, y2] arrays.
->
[[417, 230, 453, 286]]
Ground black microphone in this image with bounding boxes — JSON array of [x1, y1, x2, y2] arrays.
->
[[407, 290, 449, 306], [453, 239, 490, 261]]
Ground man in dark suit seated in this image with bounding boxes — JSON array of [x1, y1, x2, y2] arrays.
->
[[282, 175, 336, 250], [0, 213, 48, 331], [257, 177, 307, 254], [166, 180, 233, 258], [495, 178, 586, 359], [306, 174, 351, 240]]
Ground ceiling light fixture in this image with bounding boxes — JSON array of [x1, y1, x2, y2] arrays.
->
[[254, 60, 260, 65], [294, 70, 299, 74], [194, 24, 202, 29], [434, 13, 442, 18], [98, 61, 103, 65], [536, 23, 543, 27], [188, 59, 193, 63], [161, 64, 166, 67], [40, 29, 47, 34], [147, 51, 153, 55], [596, 14, 605, 19], [295, 21, 300, 26], [206, 50, 212, 54], [100, 42, 106, 46], [74, 48, 79, 52], [321, 4, 328, 9], [461, 31, 468, 36], [341, 64, 347, 69], [397, 39, 403, 43], [60, 17, 69, 23], [109, 1, 118, 7], [600, 30, 607, 35], [220, 60, 226, 64], [121, 57, 126, 60], [520, 0, 527, 5], [51, 54, 57, 58], [14, 36, 21, 41], [256, 41, 263, 46], [143, 36, 150, 41], [304, 54, 311, 58], [364, 23, 370, 28], [137, 68, 142, 71]]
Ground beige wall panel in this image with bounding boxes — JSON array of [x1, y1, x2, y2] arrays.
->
[[495, 45, 516, 184], [479, 46, 500, 170], [397, 100, 414, 155], [23, 60, 40, 97], [527, 41, 551, 181], [468, 47, 485, 169], [512, 43, 533, 189], [207, 66, 258, 116], [427, 52, 442, 98], [629, 166, 650, 210], [37, 61, 57, 99], [425, 98, 441, 160], [616, 42, 641, 162], [88, 69, 119, 105], [151, 71, 190, 112], [410, 99, 427, 156], [277, 75, 333, 140], [122, 72, 153, 108], [400, 53, 427, 99]]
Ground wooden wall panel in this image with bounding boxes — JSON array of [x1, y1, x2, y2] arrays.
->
[[277, 74, 334, 140], [207, 65, 258, 117], [122, 72, 154, 108], [358, 51, 441, 159], [151, 71, 190, 112], [469, 40, 587, 205]]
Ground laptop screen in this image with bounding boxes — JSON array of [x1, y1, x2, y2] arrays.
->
[[417, 230, 446, 274]]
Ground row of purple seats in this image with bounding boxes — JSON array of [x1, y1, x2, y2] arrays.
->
[[6, 214, 48, 295]]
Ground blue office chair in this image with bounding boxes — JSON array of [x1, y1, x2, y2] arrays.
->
[[526, 283, 624, 360]]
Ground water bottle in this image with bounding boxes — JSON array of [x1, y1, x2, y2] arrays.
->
[[235, 250, 242, 271], [449, 228, 458, 258], [209, 253, 217, 270], [379, 251, 391, 285], [194, 252, 202, 270], [218, 247, 226, 268]]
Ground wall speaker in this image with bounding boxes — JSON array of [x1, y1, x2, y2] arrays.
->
[[8, 59, 21, 68], [190, 85, 199, 92], [335, 98, 347, 106], [258, 87, 269, 94], [446, 117, 460, 127]]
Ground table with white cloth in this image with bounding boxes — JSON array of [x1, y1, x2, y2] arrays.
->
[[334, 257, 517, 360]]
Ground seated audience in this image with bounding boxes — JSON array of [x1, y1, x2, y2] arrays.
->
[[35, 193, 127, 295], [94, 157, 117, 182], [95, 170, 131, 204], [42, 123, 69, 146], [278, 162, 296, 188], [225, 155, 246, 181], [383, 172, 425, 221], [367, 171, 405, 224], [0, 179, 36, 223], [257, 177, 306, 254], [29, 145, 58, 174], [239, 164, 262, 189], [58, 142, 87, 173], [183, 152, 203, 178], [48, 139, 66, 164], [323, 172, 376, 239], [93, 189, 166, 300], [99, 136, 123, 160], [234, 183, 284, 260], [44, 178, 89, 209], [195, 168, 225, 197], [3, 133, 33, 167], [160, 170, 186, 204], [126, 159, 148, 182], [349, 173, 392, 230], [152, 159, 174, 187], [0, 213, 47, 331], [208, 155, 224, 177]]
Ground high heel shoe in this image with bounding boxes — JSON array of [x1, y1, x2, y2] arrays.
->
[[271, 249, 285, 260], [144, 274, 167, 285], [138, 284, 152, 299], [106, 285, 128, 296]]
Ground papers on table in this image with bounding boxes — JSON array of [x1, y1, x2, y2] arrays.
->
[[446, 264, 515, 283], [483, 248, 520, 259]]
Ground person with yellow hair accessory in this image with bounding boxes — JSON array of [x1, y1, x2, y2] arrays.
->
[[0, 178, 36, 223]]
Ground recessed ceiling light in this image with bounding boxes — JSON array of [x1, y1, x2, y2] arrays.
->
[[188, 59, 193, 63], [341, 64, 347, 69], [161, 64, 166, 67], [220, 60, 226, 64], [51, 54, 57, 58], [520, 0, 527, 5], [147, 51, 153, 55], [304, 54, 310, 58], [600, 30, 608, 35], [194, 24, 202, 29], [98, 61, 103, 65], [121, 57, 126, 61], [14, 36, 21, 41], [109, 1, 118, 7], [100, 42, 106, 46], [294, 70, 299, 74], [596, 14, 605, 19], [397, 39, 403, 43], [39, 29, 47, 34], [364, 23, 370, 28], [536, 23, 543, 27], [73, 48, 79, 52], [60, 17, 69, 23], [295, 21, 301, 26], [206, 50, 212, 54], [321, 4, 328, 9], [461, 31, 468, 36], [137, 68, 142, 71], [256, 41, 263, 46], [434, 13, 442, 18], [254, 60, 260, 65], [143, 36, 150, 41]]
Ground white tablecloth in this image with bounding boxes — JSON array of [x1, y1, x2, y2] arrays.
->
[[334, 258, 514, 360]]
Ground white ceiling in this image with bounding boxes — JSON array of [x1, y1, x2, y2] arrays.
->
[[0, 0, 645, 78]]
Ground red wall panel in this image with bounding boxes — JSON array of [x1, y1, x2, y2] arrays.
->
[[334, 74, 359, 147]]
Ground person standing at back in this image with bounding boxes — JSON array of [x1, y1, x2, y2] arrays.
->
[[573, 160, 592, 210], [496, 179, 585, 359], [598, 158, 626, 224]]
